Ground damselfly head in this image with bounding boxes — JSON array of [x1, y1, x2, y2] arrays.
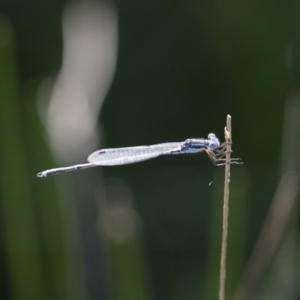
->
[[207, 133, 220, 150]]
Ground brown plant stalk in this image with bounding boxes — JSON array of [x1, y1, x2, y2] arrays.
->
[[219, 115, 232, 300]]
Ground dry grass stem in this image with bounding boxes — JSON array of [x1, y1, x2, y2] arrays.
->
[[218, 115, 232, 300]]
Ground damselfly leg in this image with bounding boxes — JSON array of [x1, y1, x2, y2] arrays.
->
[[204, 141, 242, 166]]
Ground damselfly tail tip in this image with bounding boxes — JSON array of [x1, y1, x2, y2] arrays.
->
[[37, 172, 45, 178]]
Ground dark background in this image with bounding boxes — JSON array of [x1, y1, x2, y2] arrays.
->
[[0, 0, 299, 299]]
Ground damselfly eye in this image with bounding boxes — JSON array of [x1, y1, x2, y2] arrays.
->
[[208, 133, 216, 139], [209, 141, 219, 150]]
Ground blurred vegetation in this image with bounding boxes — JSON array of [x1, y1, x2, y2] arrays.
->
[[0, 0, 300, 300]]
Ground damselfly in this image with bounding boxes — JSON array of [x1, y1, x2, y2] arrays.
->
[[37, 133, 242, 177]]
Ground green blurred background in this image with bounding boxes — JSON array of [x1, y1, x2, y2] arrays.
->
[[0, 0, 300, 299]]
